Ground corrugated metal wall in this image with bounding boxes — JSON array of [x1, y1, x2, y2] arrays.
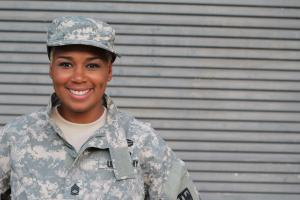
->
[[1, 0, 300, 199]]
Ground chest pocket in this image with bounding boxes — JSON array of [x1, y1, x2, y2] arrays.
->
[[79, 148, 113, 177], [10, 144, 66, 199], [79, 147, 136, 180], [78, 148, 145, 199]]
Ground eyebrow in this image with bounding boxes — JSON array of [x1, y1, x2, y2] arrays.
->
[[54, 56, 103, 61], [55, 56, 72, 60], [85, 56, 103, 61]]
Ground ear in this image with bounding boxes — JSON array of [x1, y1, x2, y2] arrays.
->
[[49, 63, 53, 80], [108, 62, 113, 81]]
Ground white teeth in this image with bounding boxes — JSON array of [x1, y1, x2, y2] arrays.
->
[[69, 89, 90, 96]]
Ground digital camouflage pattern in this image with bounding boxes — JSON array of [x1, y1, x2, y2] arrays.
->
[[0, 94, 200, 199], [47, 16, 119, 58]]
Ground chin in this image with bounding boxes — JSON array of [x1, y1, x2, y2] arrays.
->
[[70, 106, 91, 113]]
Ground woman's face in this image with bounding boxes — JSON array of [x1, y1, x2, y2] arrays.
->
[[49, 45, 112, 123]]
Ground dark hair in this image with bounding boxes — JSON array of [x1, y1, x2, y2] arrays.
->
[[97, 48, 116, 63]]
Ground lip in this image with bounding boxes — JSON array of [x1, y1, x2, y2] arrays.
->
[[67, 88, 93, 100]]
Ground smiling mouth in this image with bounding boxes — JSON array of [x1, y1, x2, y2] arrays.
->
[[68, 89, 92, 96]]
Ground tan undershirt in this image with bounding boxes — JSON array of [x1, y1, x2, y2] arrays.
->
[[51, 106, 107, 152]]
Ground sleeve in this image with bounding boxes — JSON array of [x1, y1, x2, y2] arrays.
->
[[0, 126, 11, 196], [141, 125, 200, 200]]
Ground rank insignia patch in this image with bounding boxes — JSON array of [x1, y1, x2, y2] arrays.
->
[[71, 184, 80, 196]]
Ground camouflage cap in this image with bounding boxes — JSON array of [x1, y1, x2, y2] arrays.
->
[[47, 16, 119, 60]]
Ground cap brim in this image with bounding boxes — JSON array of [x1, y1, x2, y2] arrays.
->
[[47, 40, 120, 60]]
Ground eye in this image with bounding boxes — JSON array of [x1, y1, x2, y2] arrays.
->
[[58, 62, 72, 68], [86, 63, 100, 70]]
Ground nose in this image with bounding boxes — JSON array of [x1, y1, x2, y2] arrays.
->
[[71, 66, 86, 83]]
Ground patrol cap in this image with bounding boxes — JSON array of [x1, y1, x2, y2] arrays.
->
[[47, 16, 119, 62]]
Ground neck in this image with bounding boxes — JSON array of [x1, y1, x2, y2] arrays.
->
[[57, 105, 104, 124]]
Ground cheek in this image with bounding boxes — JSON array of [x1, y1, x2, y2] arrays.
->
[[91, 72, 111, 85], [51, 71, 70, 85], [94, 77, 109, 87]]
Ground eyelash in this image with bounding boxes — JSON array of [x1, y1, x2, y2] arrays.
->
[[57, 63, 100, 69], [58, 62, 72, 68], [86, 63, 100, 69]]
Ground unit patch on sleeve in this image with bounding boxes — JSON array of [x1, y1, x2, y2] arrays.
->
[[177, 188, 193, 200]]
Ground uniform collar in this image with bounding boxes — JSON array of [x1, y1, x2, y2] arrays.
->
[[45, 93, 134, 180]]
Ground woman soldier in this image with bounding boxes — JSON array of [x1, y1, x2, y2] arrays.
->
[[0, 16, 200, 200]]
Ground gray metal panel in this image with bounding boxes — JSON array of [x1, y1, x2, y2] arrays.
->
[[0, 0, 300, 199]]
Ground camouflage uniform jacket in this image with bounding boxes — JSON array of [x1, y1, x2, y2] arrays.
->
[[0, 94, 199, 200]]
